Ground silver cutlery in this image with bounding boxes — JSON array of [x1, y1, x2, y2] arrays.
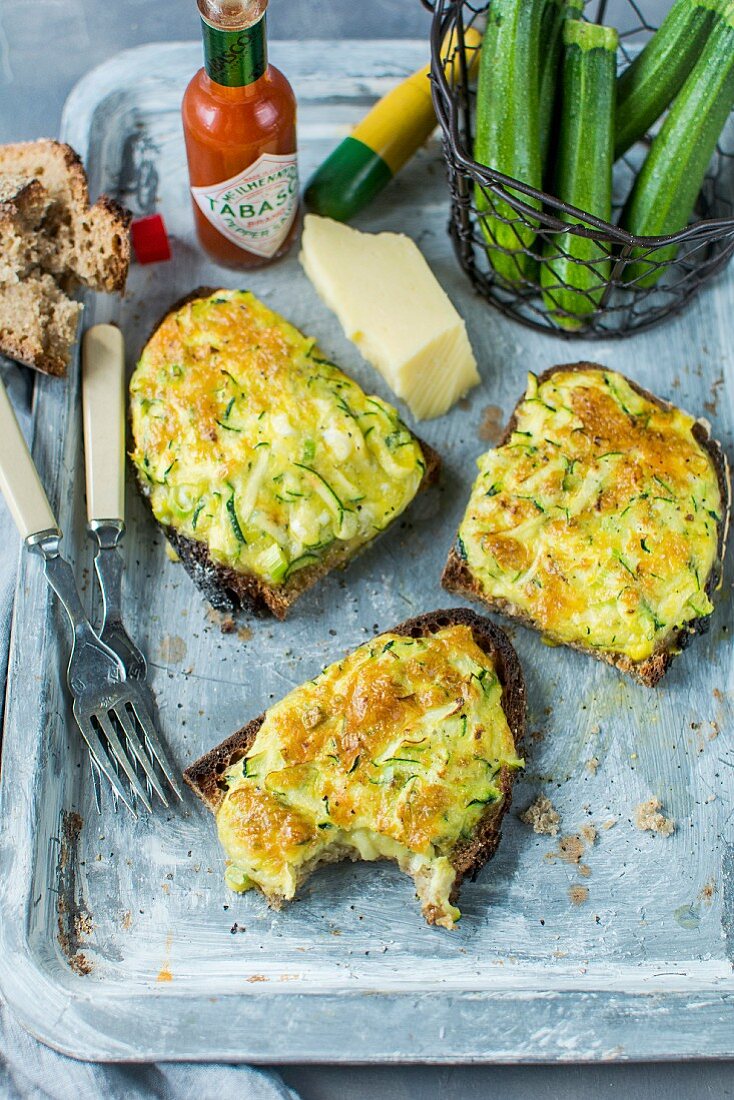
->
[[82, 323, 183, 809], [0, 374, 159, 817]]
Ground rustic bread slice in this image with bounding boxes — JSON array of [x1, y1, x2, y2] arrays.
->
[[0, 140, 130, 293], [132, 288, 442, 619], [0, 140, 131, 376], [184, 607, 526, 928], [0, 273, 81, 378], [0, 177, 49, 284], [442, 363, 731, 687]]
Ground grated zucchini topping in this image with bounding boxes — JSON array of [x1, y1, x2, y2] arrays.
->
[[458, 368, 722, 663], [215, 624, 523, 929], [130, 290, 427, 585]]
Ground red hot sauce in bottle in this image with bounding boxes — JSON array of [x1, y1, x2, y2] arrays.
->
[[182, 0, 299, 268]]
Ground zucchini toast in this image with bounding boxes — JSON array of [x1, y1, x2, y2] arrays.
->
[[443, 363, 730, 686], [130, 289, 440, 619], [184, 608, 525, 929]]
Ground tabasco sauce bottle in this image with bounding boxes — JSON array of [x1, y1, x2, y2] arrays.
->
[[182, 0, 299, 268]]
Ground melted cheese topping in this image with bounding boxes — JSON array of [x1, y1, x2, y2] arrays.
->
[[216, 624, 522, 928], [459, 369, 722, 663], [130, 290, 426, 585]]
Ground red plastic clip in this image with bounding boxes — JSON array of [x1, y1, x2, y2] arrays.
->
[[130, 213, 171, 264]]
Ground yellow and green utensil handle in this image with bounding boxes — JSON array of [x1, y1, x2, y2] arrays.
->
[[305, 27, 482, 222]]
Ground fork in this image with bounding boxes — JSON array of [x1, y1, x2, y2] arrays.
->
[[82, 324, 183, 808], [0, 374, 160, 818]]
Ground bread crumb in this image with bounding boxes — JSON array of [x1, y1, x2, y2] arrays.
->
[[520, 794, 560, 837], [585, 757, 600, 775], [569, 885, 589, 905], [698, 880, 716, 904], [602, 818, 617, 830], [635, 797, 674, 837], [546, 833, 587, 864], [578, 863, 591, 878], [580, 824, 597, 845], [74, 912, 93, 938], [478, 404, 504, 444], [713, 688, 724, 702], [557, 834, 585, 863], [69, 953, 93, 976]]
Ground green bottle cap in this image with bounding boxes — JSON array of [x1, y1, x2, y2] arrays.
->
[[201, 12, 267, 87], [304, 136, 393, 223]]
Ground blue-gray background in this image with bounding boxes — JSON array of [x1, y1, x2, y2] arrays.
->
[[0, 1, 732, 1097]]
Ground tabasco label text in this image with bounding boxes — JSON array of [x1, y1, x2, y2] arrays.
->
[[191, 151, 298, 258]]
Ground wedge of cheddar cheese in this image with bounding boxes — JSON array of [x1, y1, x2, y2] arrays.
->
[[300, 214, 479, 420]]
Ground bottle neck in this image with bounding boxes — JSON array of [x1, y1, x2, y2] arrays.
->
[[201, 12, 268, 87]]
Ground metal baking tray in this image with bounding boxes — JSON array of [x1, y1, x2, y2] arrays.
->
[[0, 40, 732, 1063]]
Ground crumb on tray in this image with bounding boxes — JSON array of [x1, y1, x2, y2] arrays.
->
[[635, 797, 674, 837], [568, 885, 589, 906], [520, 794, 560, 837]]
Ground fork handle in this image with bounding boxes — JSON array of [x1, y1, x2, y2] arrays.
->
[[0, 376, 60, 541], [82, 324, 126, 523], [41, 540, 103, 643]]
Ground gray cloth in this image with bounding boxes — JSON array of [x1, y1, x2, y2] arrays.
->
[[0, 362, 299, 1099], [0, 999, 298, 1100]]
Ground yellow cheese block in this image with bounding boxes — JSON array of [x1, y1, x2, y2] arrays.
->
[[300, 214, 480, 420]]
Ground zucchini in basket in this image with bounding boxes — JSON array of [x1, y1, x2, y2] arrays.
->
[[541, 20, 618, 330], [615, 0, 723, 160], [473, 0, 545, 287], [621, 0, 734, 287], [539, 0, 583, 175]]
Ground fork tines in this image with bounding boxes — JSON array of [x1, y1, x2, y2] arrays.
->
[[76, 686, 183, 817]]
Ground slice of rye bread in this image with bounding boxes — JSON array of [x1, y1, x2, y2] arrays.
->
[[0, 140, 131, 293], [184, 607, 526, 916], [442, 362, 732, 687], [0, 177, 48, 285], [0, 273, 82, 378], [137, 287, 442, 620], [0, 140, 131, 376]]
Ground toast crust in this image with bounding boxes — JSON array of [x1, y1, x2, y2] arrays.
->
[[442, 362, 731, 687], [184, 607, 526, 914], [134, 288, 442, 619]]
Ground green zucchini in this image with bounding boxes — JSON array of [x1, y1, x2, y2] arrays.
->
[[539, 0, 584, 174], [615, 0, 722, 160], [473, 0, 545, 286], [541, 20, 618, 330], [622, 1, 734, 286]]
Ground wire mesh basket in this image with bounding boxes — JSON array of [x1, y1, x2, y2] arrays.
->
[[423, 0, 734, 338]]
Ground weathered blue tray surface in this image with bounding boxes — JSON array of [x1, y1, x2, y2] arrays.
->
[[0, 40, 732, 1063]]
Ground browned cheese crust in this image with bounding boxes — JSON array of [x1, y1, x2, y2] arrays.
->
[[184, 607, 526, 908], [442, 362, 731, 687], [135, 288, 442, 619]]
